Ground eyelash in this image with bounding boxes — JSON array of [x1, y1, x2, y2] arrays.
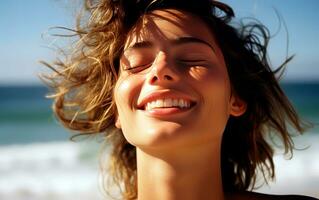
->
[[176, 59, 206, 66], [124, 59, 207, 73], [125, 63, 152, 72]]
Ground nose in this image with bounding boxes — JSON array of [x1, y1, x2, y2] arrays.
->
[[146, 51, 180, 85]]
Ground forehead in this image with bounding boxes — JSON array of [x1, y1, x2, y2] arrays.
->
[[124, 9, 218, 50]]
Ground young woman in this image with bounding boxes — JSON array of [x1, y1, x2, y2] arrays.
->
[[44, 0, 317, 199]]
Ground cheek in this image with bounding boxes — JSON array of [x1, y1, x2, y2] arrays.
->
[[114, 78, 131, 107], [188, 66, 225, 82], [200, 67, 231, 112], [189, 66, 208, 80], [114, 76, 141, 114], [114, 76, 141, 144], [188, 65, 230, 102], [189, 66, 231, 132], [114, 74, 146, 113]]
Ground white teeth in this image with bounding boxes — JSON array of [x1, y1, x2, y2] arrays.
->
[[179, 99, 184, 107], [155, 99, 163, 108], [151, 101, 156, 109], [173, 99, 178, 106], [145, 98, 192, 110], [164, 98, 173, 107]]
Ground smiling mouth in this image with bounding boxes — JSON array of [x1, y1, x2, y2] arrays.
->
[[142, 98, 196, 112]]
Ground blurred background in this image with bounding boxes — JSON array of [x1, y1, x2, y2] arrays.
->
[[0, 0, 318, 199]]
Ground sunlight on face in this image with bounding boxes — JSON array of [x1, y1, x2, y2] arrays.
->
[[114, 9, 233, 151]]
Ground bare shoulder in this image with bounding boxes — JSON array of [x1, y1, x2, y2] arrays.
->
[[226, 191, 318, 200]]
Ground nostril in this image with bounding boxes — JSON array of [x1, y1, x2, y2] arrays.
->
[[164, 75, 173, 80], [150, 74, 173, 83], [151, 76, 158, 82]]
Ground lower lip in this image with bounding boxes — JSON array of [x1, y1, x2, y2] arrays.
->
[[143, 106, 193, 117]]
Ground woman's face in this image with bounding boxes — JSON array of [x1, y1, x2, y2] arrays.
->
[[114, 9, 245, 150]]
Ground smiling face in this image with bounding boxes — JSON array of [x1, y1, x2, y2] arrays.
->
[[114, 9, 246, 150]]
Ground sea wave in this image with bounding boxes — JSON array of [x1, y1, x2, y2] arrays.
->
[[0, 135, 318, 199], [255, 133, 319, 198], [0, 141, 107, 200]]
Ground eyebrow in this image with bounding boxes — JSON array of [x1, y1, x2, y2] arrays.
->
[[125, 36, 216, 52]]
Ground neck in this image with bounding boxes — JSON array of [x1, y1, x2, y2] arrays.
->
[[136, 141, 224, 200]]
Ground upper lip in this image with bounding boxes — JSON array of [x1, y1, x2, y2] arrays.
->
[[137, 90, 197, 110]]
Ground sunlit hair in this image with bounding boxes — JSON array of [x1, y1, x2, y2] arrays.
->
[[43, 0, 308, 199]]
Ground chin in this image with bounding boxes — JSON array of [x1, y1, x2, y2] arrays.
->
[[132, 122, 193, 149], [135, 124, 219, 151]]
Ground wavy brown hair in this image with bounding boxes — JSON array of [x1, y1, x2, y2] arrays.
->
[[42, 0, 308, 199]]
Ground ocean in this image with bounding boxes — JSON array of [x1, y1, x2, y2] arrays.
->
[[0, 83, 318, 199]]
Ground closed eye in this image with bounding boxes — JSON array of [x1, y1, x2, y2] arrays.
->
[[177, 59, 207, 65], [125, 63, 152, 73]]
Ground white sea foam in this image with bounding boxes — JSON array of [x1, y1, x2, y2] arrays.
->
[[0, 141, 108, 200], [0, 134, 318, 199], [255, 133, 319, 198]]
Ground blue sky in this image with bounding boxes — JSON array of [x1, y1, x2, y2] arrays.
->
[[0, 0, 318, 85]]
